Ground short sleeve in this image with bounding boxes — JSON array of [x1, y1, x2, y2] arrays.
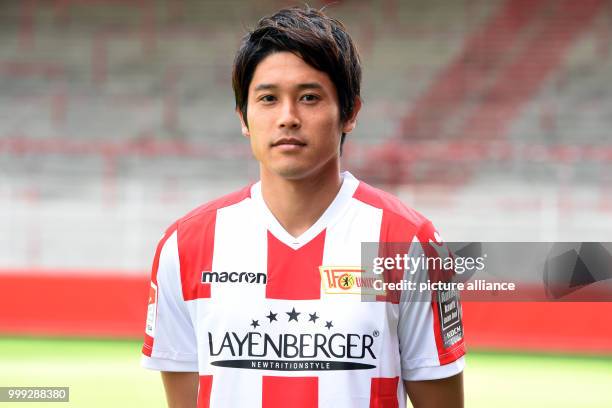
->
[[141, 227, 199, 372], [398, 221, 466, 381]]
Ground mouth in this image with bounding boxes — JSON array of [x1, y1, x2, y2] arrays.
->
[[271, 137, 307, 148]]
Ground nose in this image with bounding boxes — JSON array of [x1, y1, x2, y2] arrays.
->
[[277, 100, 301, 130]]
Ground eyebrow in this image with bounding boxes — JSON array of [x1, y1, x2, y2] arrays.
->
[[253, 82, 324, 92]]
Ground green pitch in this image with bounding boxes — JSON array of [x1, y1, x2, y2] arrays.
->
[[0, 337, 610, 407]]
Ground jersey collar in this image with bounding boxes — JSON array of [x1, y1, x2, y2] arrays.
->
[[250, 171, 359, 249]]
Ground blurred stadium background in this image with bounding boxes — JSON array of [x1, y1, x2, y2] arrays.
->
[[0, 0, 611, 406]]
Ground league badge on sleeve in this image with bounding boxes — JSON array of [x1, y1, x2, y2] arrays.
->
[[145, 282, 158, 337]]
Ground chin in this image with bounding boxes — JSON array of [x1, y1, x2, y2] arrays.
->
[[265, 157, 336, 181], [268, 161, 318, 180], [274, 167, 310, 180]]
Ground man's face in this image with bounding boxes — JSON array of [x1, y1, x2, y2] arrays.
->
[[238, 51, 358, 180]]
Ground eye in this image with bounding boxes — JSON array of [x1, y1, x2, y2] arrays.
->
[[300, 94, 320, 103], [258, 95, 276, 103]]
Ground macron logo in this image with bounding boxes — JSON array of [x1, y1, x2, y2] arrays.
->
[[201, 271, 267, 285]]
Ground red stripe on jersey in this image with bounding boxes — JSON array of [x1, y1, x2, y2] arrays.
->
[[376, 211, 418, 304], [266, 230, 325, 300], [417, 222, 466, 365], [353, 182, 421, 304], [369, 377, 399, 408], [262, 376, 318, 408], [142, 222, 177, 357], [197, 375, 213, 408], [178, 186, 252, 301], [178, 213, 214, 301]]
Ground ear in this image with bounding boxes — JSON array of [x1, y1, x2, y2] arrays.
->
[[236, 108, 250, 138], [341, 97, 362, 134]]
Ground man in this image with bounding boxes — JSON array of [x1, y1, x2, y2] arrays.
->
[[141, 6, 465, 408]]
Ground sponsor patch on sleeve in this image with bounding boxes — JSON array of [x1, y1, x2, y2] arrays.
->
[[437, 288, 463, 348]]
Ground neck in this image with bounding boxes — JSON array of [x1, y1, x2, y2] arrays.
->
[[260, 162, 342, 238]]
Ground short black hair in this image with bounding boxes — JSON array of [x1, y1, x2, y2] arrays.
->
[[232, 5, 362, 151]]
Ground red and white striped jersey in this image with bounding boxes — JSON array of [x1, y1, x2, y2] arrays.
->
[[141, 172, 465, 408]]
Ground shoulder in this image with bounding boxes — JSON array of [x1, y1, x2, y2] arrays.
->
[[351, 179, 442, 244], [352, 180, 432, 232], [181, 185, 252, 223], [163, 184, 253, 237]]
